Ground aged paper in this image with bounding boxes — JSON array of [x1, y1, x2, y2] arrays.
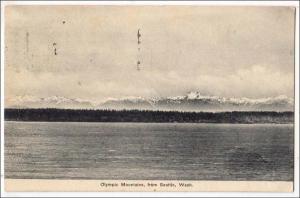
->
[[3, 5, 296, 193]]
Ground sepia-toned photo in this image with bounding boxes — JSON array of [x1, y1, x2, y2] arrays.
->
[[2, 4, 297, 193]]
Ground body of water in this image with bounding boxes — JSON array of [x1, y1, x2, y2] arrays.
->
[[5, 122, 294, 181]]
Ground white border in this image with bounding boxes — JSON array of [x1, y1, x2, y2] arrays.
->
[[0, 0, 299, 6], [1, 0, 5, 197], [1, 1, 299, 197]]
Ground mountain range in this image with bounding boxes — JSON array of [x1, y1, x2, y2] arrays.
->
[[8, 92, 294, 112]]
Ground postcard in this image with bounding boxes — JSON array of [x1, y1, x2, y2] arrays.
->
[[2, 4, 297, 193]]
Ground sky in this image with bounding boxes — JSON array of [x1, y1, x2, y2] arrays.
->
[[5, 6, 295, 106]]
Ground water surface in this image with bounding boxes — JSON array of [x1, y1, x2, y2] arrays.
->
[[5, 122, 294, 180]]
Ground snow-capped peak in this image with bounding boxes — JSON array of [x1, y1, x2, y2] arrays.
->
[[7, 92, 294, 111], [187, 91, 202, 99], [8, 95, 96, 108], [168, 95, 186, 100]]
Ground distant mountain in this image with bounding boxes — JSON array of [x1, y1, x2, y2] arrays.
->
[[8, 92, 294, 112], [100, 92, 294, 112], [100, 96, 154, 110], [9, 95, 95, 109]]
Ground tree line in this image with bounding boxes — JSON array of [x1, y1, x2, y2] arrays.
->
[[4, 108, 294, 123]]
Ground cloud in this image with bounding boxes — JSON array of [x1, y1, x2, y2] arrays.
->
[[5, 6, 295, 106]]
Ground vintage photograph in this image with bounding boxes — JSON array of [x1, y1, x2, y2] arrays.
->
[[3, 5, 296, 192]]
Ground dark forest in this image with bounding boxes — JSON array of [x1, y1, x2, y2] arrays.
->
[[5, 108, 294, 124]]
